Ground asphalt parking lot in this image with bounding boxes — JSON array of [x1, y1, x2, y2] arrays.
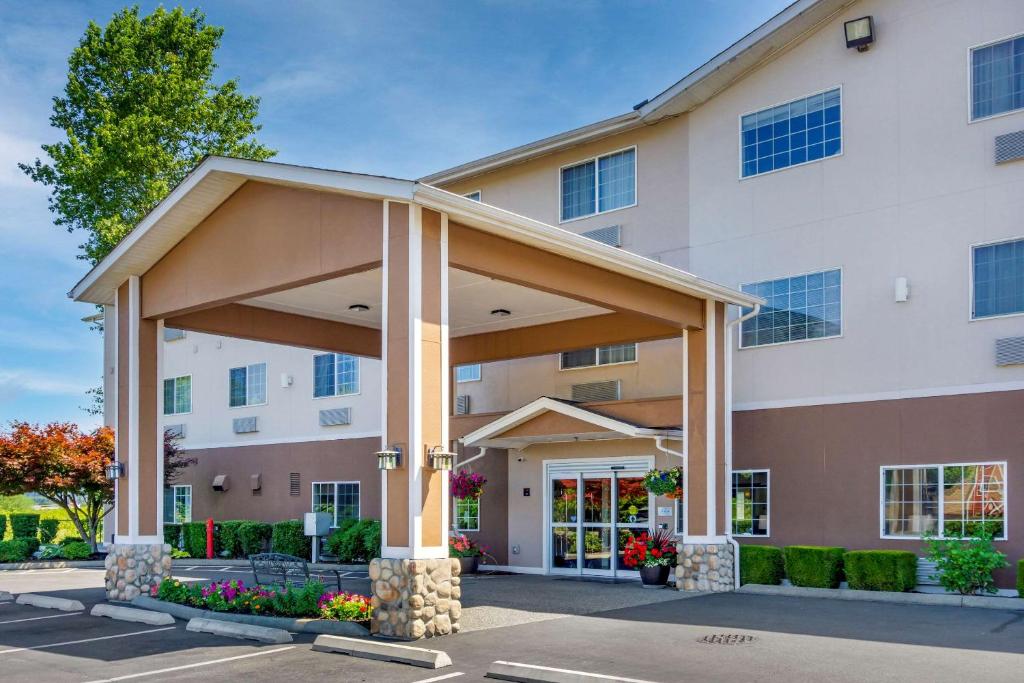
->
[[2, 568, 1024, 682]]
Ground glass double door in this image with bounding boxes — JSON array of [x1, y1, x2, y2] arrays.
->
[[550, 470, 651, 577]]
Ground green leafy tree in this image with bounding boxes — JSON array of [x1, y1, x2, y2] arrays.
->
[[21, 5, 275, 264]]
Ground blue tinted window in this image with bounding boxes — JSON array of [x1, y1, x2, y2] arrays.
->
[[973, 238, 1024, 318], [741, 89, 841, 178], [972, 35, 1024, 120], [740, 269, 842, 347]]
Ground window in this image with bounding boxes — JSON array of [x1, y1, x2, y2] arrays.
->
[[732, 470, 769, 536], [172, 485, 192, 524], [229, 363, 267, 407], [464, 190, 482, 201], [312, 481, 360, 528], [560, 147, 636, 221], [741, 88, 841, 178], [740, 269, 841, 348], [560, 343, 637, 370], [313, 353, 359, 397], [455, 364, 481, 383], [454, 497, 480, 532], [972, 238, 1024, 319], [971, 34, 1024, 120], [163, 376, 191, 415], [882, 463, 1006, 539]]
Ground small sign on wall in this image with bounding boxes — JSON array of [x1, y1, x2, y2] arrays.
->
[[657, 506, 673, 517]]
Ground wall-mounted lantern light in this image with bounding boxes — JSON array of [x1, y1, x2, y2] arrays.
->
[[376, 445, 403, 470], [426, 446, 455, 471], [105, 461, 125, 480], [844, 16, 874, 51]]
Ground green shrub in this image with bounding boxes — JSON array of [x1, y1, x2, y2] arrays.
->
[[740, 544, 785, 585], [39, 519, 60, 544], [784, 546, 845, 588], [924, 532, 1007, 595], [0, 538, 35, 562], [271, 520, 309, 559], [36, 543, 62, 560], [59, 535, 84, 546], [218, 520, 247, 558], [268, 581, 325, 617], [238, 521, 273, 557], [843, 550, 917, 592], [163, 523, 182, 549], [59, 541, 92, 560], [1017, 559, 1023, 599], [324, 519, 381, 563], [10, 513, 40, 539], [360, 519, 381, 560], [0, 514, 7, 539], [182, 522, 209, 558]]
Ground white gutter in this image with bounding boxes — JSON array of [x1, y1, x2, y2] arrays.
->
[[724, 302, 761, 589], [456, 447, 488, 470]]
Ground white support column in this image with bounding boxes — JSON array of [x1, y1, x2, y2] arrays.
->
[[705, 298, 719, 542]]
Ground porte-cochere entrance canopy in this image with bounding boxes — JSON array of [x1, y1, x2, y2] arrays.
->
[[71, 156, 760, 634]]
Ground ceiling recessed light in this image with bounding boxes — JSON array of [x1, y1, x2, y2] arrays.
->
[[348, 304, 370, 312], [490, 308, 511, 317]]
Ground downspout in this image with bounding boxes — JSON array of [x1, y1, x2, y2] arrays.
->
[[456, 446, 488, 470], [725, 302, 761, 589]]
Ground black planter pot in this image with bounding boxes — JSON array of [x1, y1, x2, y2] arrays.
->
[[638, 564, 670, 588], [458, 556, 479, 575]]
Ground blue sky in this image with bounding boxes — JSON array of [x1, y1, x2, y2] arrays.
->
[[0, 0, 790, 429]]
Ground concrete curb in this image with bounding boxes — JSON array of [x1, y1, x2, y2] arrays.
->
[[15, 593, 85, 611], [0, 561, 104, 570], [186, 616, 292, 643], [91, 603, 176, 625], [132, 595, 369, 636], [311, 634, 452, 669], [738, 584, 1024, 610], [0, 590, 13, 601], [485, 661, 656, 682]]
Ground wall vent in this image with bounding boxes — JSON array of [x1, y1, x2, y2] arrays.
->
[[996, 336, 1024, 366], [164, 424, 186, 439], [916, 558, 940, 586], [454, 395, 471, 415], [995, 130, 1024, 164], [163, 327, 186, 342], [319, 407, 352, 426], [233, 416, 258, 434], [581, 225, 622, 247], [289, 472, 300, 496], [571, 380, 621, 402]]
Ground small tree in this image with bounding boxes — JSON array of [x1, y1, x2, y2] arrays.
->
[[924, 531, 1008, 595], [0, 423, 114, 552], [164, 432, 197, 486]]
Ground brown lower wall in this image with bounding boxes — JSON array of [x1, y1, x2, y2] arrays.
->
[[734, 389, 1024, 588], [452, 444, 509, 566]]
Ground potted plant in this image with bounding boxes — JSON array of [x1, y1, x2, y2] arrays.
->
[[623, 529, 677, 587], [642, 467, 683, 499], [449, 532, 482, 574], [450, 471, 486, 500]]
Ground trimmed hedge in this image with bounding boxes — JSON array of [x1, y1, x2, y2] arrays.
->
[[39, 519, 60, 544], [10, 513, 40, 539], [784, 546, 845, 588], [163, 523, 182, 549], [218, 520, 246, 558], [238, 521, 272, 557], [0, 538, 37, 562], [271, 520, 309, 559], [59, 541, 92, 560], [182, 522, 209, 558], [739, 544, 785, 585], [0, 514, 6, 539], [1018, 559, 1024, 599], [59, 535, 84, 546], [843, 550, 917, 592]]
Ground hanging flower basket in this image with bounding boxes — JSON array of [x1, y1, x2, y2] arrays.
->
[[450, 471, 486, 500], [642, 467, 683, 499]]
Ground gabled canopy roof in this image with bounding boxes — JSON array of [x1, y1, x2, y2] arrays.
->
[[461, 396, 683, 450]]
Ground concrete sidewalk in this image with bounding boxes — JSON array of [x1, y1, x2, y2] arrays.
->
[[739, 583, 1024, 610]]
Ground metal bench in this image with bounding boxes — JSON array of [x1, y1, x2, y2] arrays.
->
[[248, 552, 343, 591]]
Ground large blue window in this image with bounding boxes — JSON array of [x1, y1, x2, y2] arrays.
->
[[741, 88, 841, 178], [971, 35, 1024, 121], [973, 238, 1024, 319], [560, 148, 635, 221], [740, 269, 842, 348], [313, 353, 359, 398]]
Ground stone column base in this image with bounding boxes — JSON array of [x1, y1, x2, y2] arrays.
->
[[676, 542, 735, 592], [369, 558, 462, 640], [104, 543, 172, 601]]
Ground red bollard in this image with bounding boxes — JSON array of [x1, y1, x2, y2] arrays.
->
[[206, 518, 214, 559]]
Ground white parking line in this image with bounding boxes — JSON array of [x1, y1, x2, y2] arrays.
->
[[81, 645, 296, 682], [412, 672, 464, 683], [0, 612, 83, 625], [0, 626, 175, 655]]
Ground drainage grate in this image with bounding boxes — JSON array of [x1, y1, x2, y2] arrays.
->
[[697, 634, 756, 645]]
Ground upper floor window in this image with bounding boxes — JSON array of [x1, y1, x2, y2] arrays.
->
[[560, 147, 636, 222], [882, 463, 1005, 539], [455, 364, 481, 383], [732, 470, 769, 536], [163, 375, 191, 415], [971, 34, 1024, 121], [560, 343, 637, 370], [464, 190, 482, 201], [741, 88, 841, 178], [740, 269, 841, 348], [972, 237, 1024, 319], [229, 362, 267, 407], [313, 353, 359, 398]]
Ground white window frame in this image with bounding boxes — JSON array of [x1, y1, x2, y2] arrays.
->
[[163, 374, 193, 416], [455, 364, 482, 383], [737, 85, 843, 181], [172, 485, 192, 524], [463, 190, 482, 201], [454, 496, 480, 532], [738, 266, 844, 350], [311, 353, 361, 399], [311, 480, 361, 528], [967, 31, 1024, 123], [558, 145, 638, 224], [968, 236, 1024, 322], [731, 469, 770, 537], [228, 362, 268, 408], [558, 343, 638, 371], [879, 461, 1008, 541]]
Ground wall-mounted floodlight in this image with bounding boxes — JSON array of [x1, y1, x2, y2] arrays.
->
[[844, 16, 874, 51]]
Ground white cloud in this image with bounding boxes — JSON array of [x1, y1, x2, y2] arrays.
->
[[0, 129, 41, 189], [0, 369, 93, 401]]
